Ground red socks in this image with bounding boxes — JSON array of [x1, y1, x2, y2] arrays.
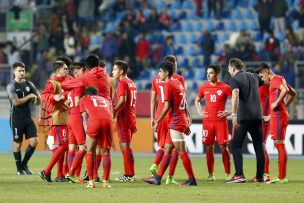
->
[[206, 150, 214, 174], [157, 154, 171, 177], [67, 150, 76, 170], [180, 152, 195, 179], [69, 150, 86, 175], [123, 148, 135, 176], [221, 149, 231, 174], [45, 145, 68, 176], [276, 143, 287, 179], [168, 150, 178, 176], [153, 148, 164, 165], [102, 154, 111, 181], [86, 153, 94, 181], [264, 149, 270, 174]]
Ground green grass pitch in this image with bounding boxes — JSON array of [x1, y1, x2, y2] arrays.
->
[[0, 153, 303, 203]]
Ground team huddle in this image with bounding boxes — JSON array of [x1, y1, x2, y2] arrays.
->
[[7, 54, 296, 188]]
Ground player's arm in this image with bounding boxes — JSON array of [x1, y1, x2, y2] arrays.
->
[[285, 85, 297, 107], [7, 83, 37, 106], [185, 100, 192, 125], [61, 76, 85, 91], [156, 101, 170, 124], [271, 83, 289, 110], [150, 90, 157, 128], [231, 88, 239, 128], [28, 81, 41, 105], [194, 96, 208, 118], [113, 95, 126, 115], [81, 112, 88, 132]]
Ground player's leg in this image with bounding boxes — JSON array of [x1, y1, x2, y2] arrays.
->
[[101, 147, 111, 188], [171, 129, 197, 186], [22, 120, 38, 175], [93, 145, 102, 182], [262, 121, 271, 181], [11, 120, 25, 175], [203, 121, 216, 181], [85, 135, 97, 188], [219, 144, 230, 180], [216, 121, 230, 180], [205, 145, 216, 181]]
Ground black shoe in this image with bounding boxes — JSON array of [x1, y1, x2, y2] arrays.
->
[[180, 178, 197, 186], [82, 171, 89, 181], [39, 170, 52, 182], [94, 177, 100, 183], [22, 165, 33, 175], [143, 176, 161, 185], [16, 169, 25, 175], [54, 177, 69, 183]]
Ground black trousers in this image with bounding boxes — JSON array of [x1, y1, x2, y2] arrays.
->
[[231, 119, 265, 178]]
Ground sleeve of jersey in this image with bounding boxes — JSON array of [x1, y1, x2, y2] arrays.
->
[[6, 83, 18, 100], [61, 77, 85, 91], [273, 77, 283, 89], [179, 76, 185, 87], [28, 81, 40, 96], [197, 86, 204, 99], [117, 81, 127, 98], [229, 78, 239, 90], [41, 81, 55, 104]]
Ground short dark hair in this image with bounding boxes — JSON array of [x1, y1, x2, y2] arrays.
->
[[56, 56, 72, 68], [100, 60, 106, 68], [114, 60, 129, 75], [70, 62, 86, 70], [207, 64, 221, 74], [159, 62, 174, 77], [229, 58, 244, 70], [84, 86, 98, 96], [164, 55, 177, 65], [257, 63, 271, 73], [246, 67, 258, 74], [85, 54, 100, 69], [53, 61, 66, 72], [12, 62, 25, 70]]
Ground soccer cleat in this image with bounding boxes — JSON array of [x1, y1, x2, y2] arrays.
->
[[65, 173, 78, 183], [115, 175, 136, 182], [38, 170, 52, 182], [149, 164, 158, 176], [225, 173, 231, 181], [165, 176, 179, 184], [226, 174, 246, 183], [207, 173, 216, 181], [76, 177, 87, 183], [249, 177, 264, 183], [16, 169, 25, 175], [180, 178, 197, 186], [22, 165, 33, 175], [82, 171, 89, 181], [102, 180, 111, 188], [86, 180, 96, 188], [143, 176, 161, 185], [94, 177, 100, 183], [266, 177, 288, 184], [54, 177, 69, 183], [264, 174, 271, 182]]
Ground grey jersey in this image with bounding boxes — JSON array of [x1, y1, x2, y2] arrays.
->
[[229, 71, 263, 122], [7, 80, 39, 120]]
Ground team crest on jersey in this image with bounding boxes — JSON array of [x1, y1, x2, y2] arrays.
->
[[26, 86, 30, 92], [217, 90, 222, 96]]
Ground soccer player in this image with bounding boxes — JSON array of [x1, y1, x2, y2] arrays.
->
[[64, 62, 87, 183], [112, 60, 137, 182], [195, 64, 232, 181], [144, 62, 197, 186], [150, 55, 185, 184], [257, 63, 297, 184], [80, 87, 113, 188], [39, 61, 70, 182], [7, 62, 40, 175]]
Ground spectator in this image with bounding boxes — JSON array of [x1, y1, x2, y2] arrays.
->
[[264, 31, 281, 61], [207, 0, 217, 18], [34, 23, 49, 59], [136, 32, 151, 70], [254, 0, 272, 36], [159, 10, 171, 30], [77, 0, 95, 27], [100, 33, 118, 63], [48, 26, 65, 53], [258, 44, 271, 61], [194, 0, 203, 17], [285, 27, 300, 47], [63, 32, 76, 60], [162, 37, 174, 58], [271, 0, 288, 34], [5, 42, 21, 67], [0, 43, 8, 86], [64, 0, 77, 34], [280, 43, 299, 68], [147, 8, 160, 30], [199, 31, 214, 68], [118, 32, 136, 63]]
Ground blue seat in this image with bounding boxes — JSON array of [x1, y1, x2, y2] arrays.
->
[[218, 33, 229, 43], [175, 46, 184, 55], [188, 33, 197, 44], [249, 20, 258, 31], [226, 21, 236, 31], [182, 1, 194, 9], [216, 21, 225, 31], [275, 32, 285, 41], [182, 22, 193, 32], [185, 46, 197, 56], [167, 10, 176, 20], [180, 58, 189, 67], [192, 57, 202, 67], [236, 21, 247, 31], [176, 34, 187, 44], [171, 1, 181, 9], [155, 1, 166, 10], [244, 9, 253, 19], [170, 22, 181, 31], [205, 21, 213, 31], [231, 11, 242, 19], [194, 21, 203, 32], [178, 11, 187, 19]]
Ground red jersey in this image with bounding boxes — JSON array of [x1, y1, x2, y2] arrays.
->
[[80, 95, 112, 121], [61, 67, 111, 101], [164, 79, 187, 126], [151, 73, 185, 118], [197, 82, 231, 121], [116, 77, 137, 125], [259, 84, 270, 116], [67, 87, 84, 115], [269, 75, 289, 117]]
